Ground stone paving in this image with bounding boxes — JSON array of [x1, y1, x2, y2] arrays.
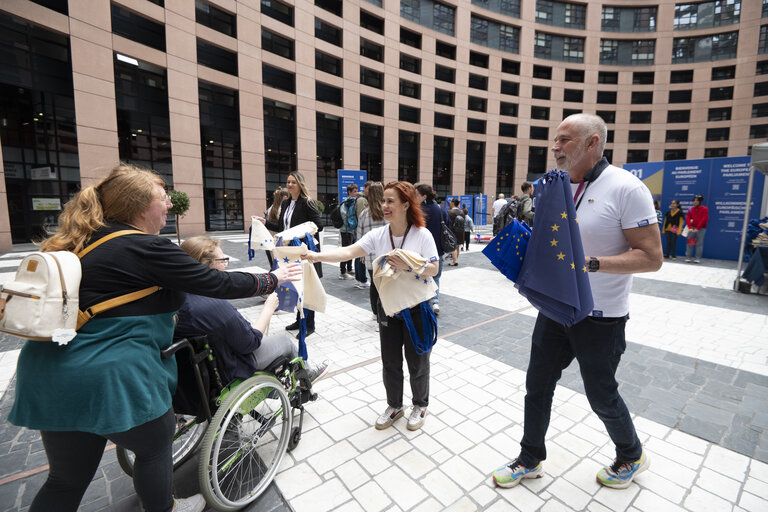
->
[[0, 226, 767, 511]]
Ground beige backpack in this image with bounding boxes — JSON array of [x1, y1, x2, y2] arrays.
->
[[0, 230, 159, 344]]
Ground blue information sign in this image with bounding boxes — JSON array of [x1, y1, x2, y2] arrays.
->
[[337, 170, 367, 202], [474, 195, 487, 225]]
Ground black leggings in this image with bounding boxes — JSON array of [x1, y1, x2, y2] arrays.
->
[[31, 408, 176, 512], [464, 233, 471, 251]]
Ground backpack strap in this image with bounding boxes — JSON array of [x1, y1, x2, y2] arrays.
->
[[75, 229, 162, 330]]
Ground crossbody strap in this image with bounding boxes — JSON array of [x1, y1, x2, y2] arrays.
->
[[75, 229, 162, 329]]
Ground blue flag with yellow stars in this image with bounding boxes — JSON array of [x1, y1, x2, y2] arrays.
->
[[515, 170, 593, 326], [482, 219, 531, 282]]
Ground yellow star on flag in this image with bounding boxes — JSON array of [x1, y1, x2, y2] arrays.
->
[[549, 239, 558, 247], [582, 265, 588, 272], [551, 224, 559, 232], [570, 262, 575, 270], [560, 212, 567, 219], [557, 252, 565, 260]]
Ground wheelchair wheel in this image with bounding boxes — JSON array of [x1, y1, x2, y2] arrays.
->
[[116, 414, 208, 477], [199, 374, 292, 511]]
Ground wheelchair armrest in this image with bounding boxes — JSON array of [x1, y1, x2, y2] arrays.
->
[[162, 335, 209, 360]]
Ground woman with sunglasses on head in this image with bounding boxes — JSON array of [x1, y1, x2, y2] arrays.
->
[[254, 171, 323, 337], [305, 181, 439, 432]]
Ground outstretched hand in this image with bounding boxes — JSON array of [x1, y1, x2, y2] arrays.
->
[[252, 215, 266, 225], [271, 262, 302, 284], [303, 251, 322, 264]]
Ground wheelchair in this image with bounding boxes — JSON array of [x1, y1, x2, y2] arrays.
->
[[116, 335, 318, 511]]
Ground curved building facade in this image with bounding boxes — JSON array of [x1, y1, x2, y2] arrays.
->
[[0, 0, 765, 248]]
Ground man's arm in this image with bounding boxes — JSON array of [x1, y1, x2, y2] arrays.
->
[[591, 224, 663, 274]]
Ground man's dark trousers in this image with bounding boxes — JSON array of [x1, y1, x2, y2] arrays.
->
[[518, 313, 642, 467]]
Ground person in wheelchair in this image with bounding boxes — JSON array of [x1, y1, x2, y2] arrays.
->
[[174, 236, 328, 384]]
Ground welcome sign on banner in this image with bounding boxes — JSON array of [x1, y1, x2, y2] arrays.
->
[[337, 170, 367, 202], [624, 157, 765, 261]]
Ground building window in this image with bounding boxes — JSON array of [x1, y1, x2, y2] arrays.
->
[[598, 71, 618, 84], [600, 40, 618, 64], [472, 0, 521, 18], [360, 123, 382, 181], [500, 102, 518, 116], [757, 82, 768, 96], [401, 0, 455, 35], [712, 65, 735, 80], [528, 146, 548, 174], [360, 67, 384, 89], [501, 80, 519, 95], [704, 147, 728, 158], [199, 81, 242, 231], [262, 64, 294, 92], [751, 124, 768, 138], [263, 99, 296, 213], [435, 89, 454, 106], [433, 2, 456, 35], [597, 91, 617, 104], [434, 112, 454, 129], [471, 15, 520, 53], [634, 7, 657, 31], [360, 10, 384, 34], [564, 3, 586, 28], [497, 144, 516, 197], [315, 19, 342, 46], [502, 59, 520, 74], [470, 16, 489, 45], [535, 0, 553, 23], [469, 74, 488, 90], [316, 51, 342, 76], [360, 95, 383, 116], [399, 79, 421, 98], [563, 108, 581, 117], [710, 86, 733, 101], [435, 65, 455, 83], [466, 141, 485, 194], [669, 90, 692, 103], [633, 72, 654, 84], [197, 39, 237, 75], [628, 130, 650, 143], [601, 6, 619, 30], [433, 136, 452, 199], [710, 107, 732, 121], [262, 29, 294, 60], [531, 106, 550, 120], [626, 150, 648, 163], [399, 105, 420, 124], [759, 61, 768, 74], [534, 33, 552, 60], [470, 51, 489, 68], [667, 110, 690, 123], [400, 27, 422, 49], [706, 127, 729, 141], [499, 123, 517, 137], [665, 149, 687, 161], [563, 37, 585, 62], [316, 82, 342, 106], [316, 113, 342, 209], [360, 39, 384, 62], [761, 26, 768, 54], [111, 4, 165, 52], [753, 104, 768, 118], [261, 0, 293, 26], [316, 0, 342, 16], [630, 111, 652, 123], [468, 96, 487, 112], [632, 91, 653, 104], [597, 110, 616, 123], [666, 129, 688, 142], [565, 69, 584, 82], [398, 130, 419, 183], [673, 32, 738, 63], [468, 119, 486, 134], [435, 41, 456, 59], [196, 0, 236, 37], [632, 40, 655, 65], [532, 86, 551, 100], [530, 126, 549, 140], [563, 89, 583, 102], [671, 69, 694, 83], [400, 53, 421, 74]]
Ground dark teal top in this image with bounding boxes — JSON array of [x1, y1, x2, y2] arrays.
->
[[10, 314, 177, 434]]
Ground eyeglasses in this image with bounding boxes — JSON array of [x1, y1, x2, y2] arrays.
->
[[213, 257, 230, 264]]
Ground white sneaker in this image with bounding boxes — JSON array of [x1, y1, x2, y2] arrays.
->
[[407, 406, 427, 431], [172, 494, 206, 512], [694, 259, 701, 264], [307, 360, 330, 383], [375, 406, 403, 430]]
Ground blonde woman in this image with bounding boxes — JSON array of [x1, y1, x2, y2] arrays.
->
[[174, 236, 328, 383], [255, 171, 323, 336], [9, 165, 301, 512]]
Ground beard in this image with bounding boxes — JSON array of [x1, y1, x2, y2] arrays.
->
[[554, 144, 585, 173]]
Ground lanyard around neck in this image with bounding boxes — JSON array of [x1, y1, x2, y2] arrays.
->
[[573, 180, 590, 211], [389, 224, 411, 251]]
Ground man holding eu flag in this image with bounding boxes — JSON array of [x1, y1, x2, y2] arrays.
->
[[492, 114, 663, 490]]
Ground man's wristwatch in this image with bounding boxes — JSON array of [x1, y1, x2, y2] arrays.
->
[[588, 257, 600, 272]]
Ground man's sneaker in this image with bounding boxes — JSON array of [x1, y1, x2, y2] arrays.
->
[[339, 273, 351, 280], [354, 281, 370, 289], [284, 321, 300, 331], [407, 406, 427, 431], [694, 259, 701, 264], [375, 406, 403, 430], [492, 459, 543, 488], [596, 451, 650, 489], [431, 303, 440, 316], [307, 360, 330, 383], [172, 494, 206, 512], [685, 258, 692, 262]]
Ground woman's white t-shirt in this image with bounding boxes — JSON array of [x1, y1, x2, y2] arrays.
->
[[357, 225, 438, 264]]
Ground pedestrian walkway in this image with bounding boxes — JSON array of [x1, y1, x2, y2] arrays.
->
[[0, 228, 766, 511]]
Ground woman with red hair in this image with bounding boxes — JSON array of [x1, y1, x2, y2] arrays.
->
[[306, 181, 439, 431]]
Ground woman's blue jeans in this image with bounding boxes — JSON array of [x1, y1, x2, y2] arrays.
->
[[518, 313, 642, 467]]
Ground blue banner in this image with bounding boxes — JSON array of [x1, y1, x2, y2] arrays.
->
[[459, 194, 473, 218], [337, 170, 367, 202], [474, 195, 487, 225]]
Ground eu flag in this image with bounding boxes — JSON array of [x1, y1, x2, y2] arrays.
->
[[482, 219, 531, 282], [515, 170, 593, 326]]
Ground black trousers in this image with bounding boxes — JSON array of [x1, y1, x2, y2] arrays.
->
[[340, 232, 355, 273], [378, 302, 431, 408], [368, 270, 379, 315], [31, 408, 176, 512], [665, 232, 679, 257]]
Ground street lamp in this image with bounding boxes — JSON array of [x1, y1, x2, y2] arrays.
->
[[735, 142, 768, 291]]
